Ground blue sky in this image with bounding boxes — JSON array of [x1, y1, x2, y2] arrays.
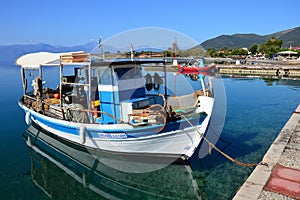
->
[[1, 0, 299, 47]]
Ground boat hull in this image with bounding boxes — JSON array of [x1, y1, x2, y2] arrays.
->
[[178, 65, 217, 74], [19, 96, 214, 160]]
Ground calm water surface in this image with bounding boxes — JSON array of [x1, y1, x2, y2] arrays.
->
[[0, 60, 300, 199]]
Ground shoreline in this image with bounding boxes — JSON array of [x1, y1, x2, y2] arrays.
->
[[217, 64, 300, 77]]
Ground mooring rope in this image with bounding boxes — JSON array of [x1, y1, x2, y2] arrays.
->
[[182, 115, 259, 167]]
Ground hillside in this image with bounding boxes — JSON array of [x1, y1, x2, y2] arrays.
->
[[0, 42, 98, 61], [199, 26, 300, 50], [1, 26, 300, 61]]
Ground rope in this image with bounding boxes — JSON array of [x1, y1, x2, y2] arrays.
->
[[182, 115, 259, 167]]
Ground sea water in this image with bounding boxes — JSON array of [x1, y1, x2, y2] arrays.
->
[[190, 76, 300, 199], [0, 60, 300, 199]]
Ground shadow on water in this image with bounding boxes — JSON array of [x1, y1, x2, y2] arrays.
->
[[23, 122, 205, 200]]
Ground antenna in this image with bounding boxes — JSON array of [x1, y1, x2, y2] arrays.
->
[[130, 43, 134, 61], [172, 37, 178, 65], [98, 35, 104, 60], [172, 37, 178, 57]]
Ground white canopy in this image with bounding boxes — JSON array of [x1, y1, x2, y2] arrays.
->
[[16, 52, 61, 69], [16, 51, 89, 69], [277, 50, 298, 55]]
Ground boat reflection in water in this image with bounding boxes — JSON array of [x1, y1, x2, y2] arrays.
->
[[24, 122, 203, 199]]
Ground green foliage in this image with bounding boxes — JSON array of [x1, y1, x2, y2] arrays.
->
[[258, 37, 283, 58], [200, 27, 300, 50], [249, 44, 258, 55], [162, 50, 173, 57], [239, 49, 249, 55], [230, 47, 240, 55], [230, 47, 248, 56], [208, 37, 286, 59], [218, 47, 230, 57], [207, 48, 218, 57], [178, 48, 208, 57]]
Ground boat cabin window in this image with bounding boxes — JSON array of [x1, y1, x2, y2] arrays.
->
[[114, 66, 142, 80], [97, 67, 113, 85]]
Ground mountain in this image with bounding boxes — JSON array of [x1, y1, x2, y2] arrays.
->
[[0, 41, 99, 61], [0, 41, 125, 62], [199, 26, 300, 50], [2, 26, 300, 61]]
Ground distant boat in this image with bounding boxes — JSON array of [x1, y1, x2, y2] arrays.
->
[[178, 58, 217, 73], [16, 52, 214, 160]]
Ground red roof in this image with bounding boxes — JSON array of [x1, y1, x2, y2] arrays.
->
[[292, 46, 300, 50]]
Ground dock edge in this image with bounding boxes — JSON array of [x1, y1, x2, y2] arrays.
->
[[233, 104, 300, 200]]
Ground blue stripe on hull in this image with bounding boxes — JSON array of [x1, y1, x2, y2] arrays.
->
[[33, 114, 79, 136], [30, 111, 206, 139]]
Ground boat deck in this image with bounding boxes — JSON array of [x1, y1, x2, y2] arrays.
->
[[23, 91, 207, 128]]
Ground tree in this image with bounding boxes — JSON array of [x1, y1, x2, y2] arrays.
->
[[177, 48, 208, 57], [218, 47, 230, 57], [230, 47, 240, 56], [207, 48, 218, 57], [259, 37, 283, 58], [238, 48, 249, 56], [162, 50, 173, 57], [249, 44, 258, 55]]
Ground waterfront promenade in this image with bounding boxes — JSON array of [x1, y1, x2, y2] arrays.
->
[[233, 104, 300, 199], [217, 64, 300, 78]]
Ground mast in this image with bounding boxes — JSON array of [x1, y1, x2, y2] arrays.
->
[[98, 35, 104, 60], [130, 43, 134, 61], [59, 63, 63, 108], [172, 37, 178, 65]]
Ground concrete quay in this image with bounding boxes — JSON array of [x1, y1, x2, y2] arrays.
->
[[233, 104, 300, 200], [217, 64, 300, 78]]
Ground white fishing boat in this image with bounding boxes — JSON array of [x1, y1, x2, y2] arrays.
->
[[16, 51, 214, 160]]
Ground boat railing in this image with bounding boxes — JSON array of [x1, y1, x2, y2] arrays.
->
[[61, 82, 89, 87], [82, 109, 125, 124], [23, 93, 167, 128], [22, 94, 127, 124]]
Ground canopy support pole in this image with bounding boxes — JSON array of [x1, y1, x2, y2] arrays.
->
[[200, 77, 207, 96], [21, 67, 26, 96], [88, 62, 93, 123], [59, 64, 63, 108], [39, 64, 42, 79]]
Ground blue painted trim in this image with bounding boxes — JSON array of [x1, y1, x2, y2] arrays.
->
[[26, 107, 206, 140], [32, 114, 78, 135], [119, 87, 146, 101]]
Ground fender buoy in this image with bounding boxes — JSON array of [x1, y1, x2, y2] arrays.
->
[[25, 112, 31, 125], [80, 125, 86, 144], [53, 93, 60, 99], [145, 73, 153, 91], [153, 73, 163, 91], [278, 70, 284, 76], [93, 100, 100, 118]]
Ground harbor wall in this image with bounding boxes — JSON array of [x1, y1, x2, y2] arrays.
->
[[233, 104, 300, 199], [217, 65, 300, 77]]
